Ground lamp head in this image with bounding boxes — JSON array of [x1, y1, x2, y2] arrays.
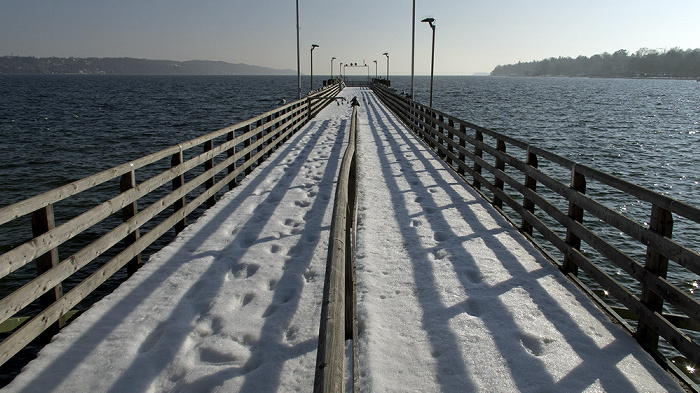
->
[[311, 44, 319, 50], [383, 52, 389, 57], [331, 57, 336, 60], [421, 17, 436, 29]]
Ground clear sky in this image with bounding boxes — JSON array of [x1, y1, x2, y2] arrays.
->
[[1, 0, 698, 75]]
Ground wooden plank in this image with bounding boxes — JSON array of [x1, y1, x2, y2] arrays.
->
[[638, 205, 673, 349], [315, 102, 358, 393], [563, 166, 586, 275], [171, 148, 187, 234], [120, 167, 142, 276], [204, 140, 216, 208], [522, 147, 538, 234], [227, 129, 237, 191], [31, 205, 65, 331]]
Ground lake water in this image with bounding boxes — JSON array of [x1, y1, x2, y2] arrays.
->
[[1, 74, 699, 382]]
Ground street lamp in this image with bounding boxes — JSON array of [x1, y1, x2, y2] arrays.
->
[[331, 57, 336, 79], [411, 0, 416, 99], [383, 52, 389, 80], [310, 44, 319, 92], [296, 0, 301, 99], [339, 63, 343, 79], [422, 18, 436, 107], [373, 60, 377, 78]]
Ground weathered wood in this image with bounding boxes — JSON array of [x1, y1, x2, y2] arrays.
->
[[227, 130, 237, 190], [522, 147, 538, 234], [493, 139, 506, 209], [120, 168, 141, 276], [31, 205, 65, 331], [315, 102, 358, 393], [473, 129, 484, 190], [204, 140, 216, 208], [171, 148, 187, 234], [638, 205, 673, 349], [563, 166, 586, 275]]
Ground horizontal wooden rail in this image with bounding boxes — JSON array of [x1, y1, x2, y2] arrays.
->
[[372, 83, 700, 387], [315, 98, 359, 393], [0, 82, 344, 370]]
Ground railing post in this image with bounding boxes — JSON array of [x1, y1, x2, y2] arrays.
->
[[447, 118, 455, 163], [522, 147, 538, 235], [307, 97, 312, 122], [31, 204, 66, 330], [429, 110, 437, 150], [120, 166, 142, 276], [493, 139, 506, 209], [473, 129, 483, 190], [437, 114, 446, 158], [244, 124, 253, 176], [171, 147, 186, 234], [227, 130, 237, 191], [458, 124, 467, 176], [637, 205, 673, 349], [256, 118, 265, 167], [563, 166, 586, 275], [204, 140, 216, 208]]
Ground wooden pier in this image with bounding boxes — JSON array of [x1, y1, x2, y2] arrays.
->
[[0, 82, 698, 392]]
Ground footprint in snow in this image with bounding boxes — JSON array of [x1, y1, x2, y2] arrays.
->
[[295, 200, 311, 208]]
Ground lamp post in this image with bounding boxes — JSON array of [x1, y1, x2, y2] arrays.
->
[[310, 44, 319, 92], [383, 52, 389, 81], [296, 0, 301, 99], [373, 60, 377, 78], [422, 18, 436, 107], [411, 0, 416, 99], [331, 57, 336, 79], [339, 63, 343, 80]]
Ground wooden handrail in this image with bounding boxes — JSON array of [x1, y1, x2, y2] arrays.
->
[[314, 97, 359, 393]]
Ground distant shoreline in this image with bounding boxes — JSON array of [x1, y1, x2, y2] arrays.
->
[[0, 56, 296, 76]]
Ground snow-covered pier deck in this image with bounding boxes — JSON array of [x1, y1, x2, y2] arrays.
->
[[3, 88, 684, 392]]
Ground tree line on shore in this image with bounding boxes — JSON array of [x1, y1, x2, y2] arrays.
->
[[491, 48, 700, 78]]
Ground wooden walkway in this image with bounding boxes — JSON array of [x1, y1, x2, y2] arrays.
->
[[2, 88, 685, 392]]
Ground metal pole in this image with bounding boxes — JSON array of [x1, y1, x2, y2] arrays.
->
[[311, 44, 318, 92], [429, 24, 435, 107], [331, 57, 336, 79], [296, 0, 301, 99], [422, 18, 436, 107], [374, 60, 377, 78], [411, 0, 415, 99], [383, 53, 389, 80]]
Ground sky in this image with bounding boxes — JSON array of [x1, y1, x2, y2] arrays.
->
[[1, 0, 699, 75]]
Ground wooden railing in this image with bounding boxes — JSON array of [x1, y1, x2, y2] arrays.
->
[[0, 82, 343, 369], [372, 83, 700, 386], [314, 98, 359, 393]]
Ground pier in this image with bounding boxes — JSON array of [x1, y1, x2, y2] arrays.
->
[[0, 82, 698, 392]]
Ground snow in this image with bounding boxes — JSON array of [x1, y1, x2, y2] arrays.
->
[[3, 88, 684, 392]]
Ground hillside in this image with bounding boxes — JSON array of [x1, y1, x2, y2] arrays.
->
[[491, 47, 700, 78], [0, 56, 296, 75]]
